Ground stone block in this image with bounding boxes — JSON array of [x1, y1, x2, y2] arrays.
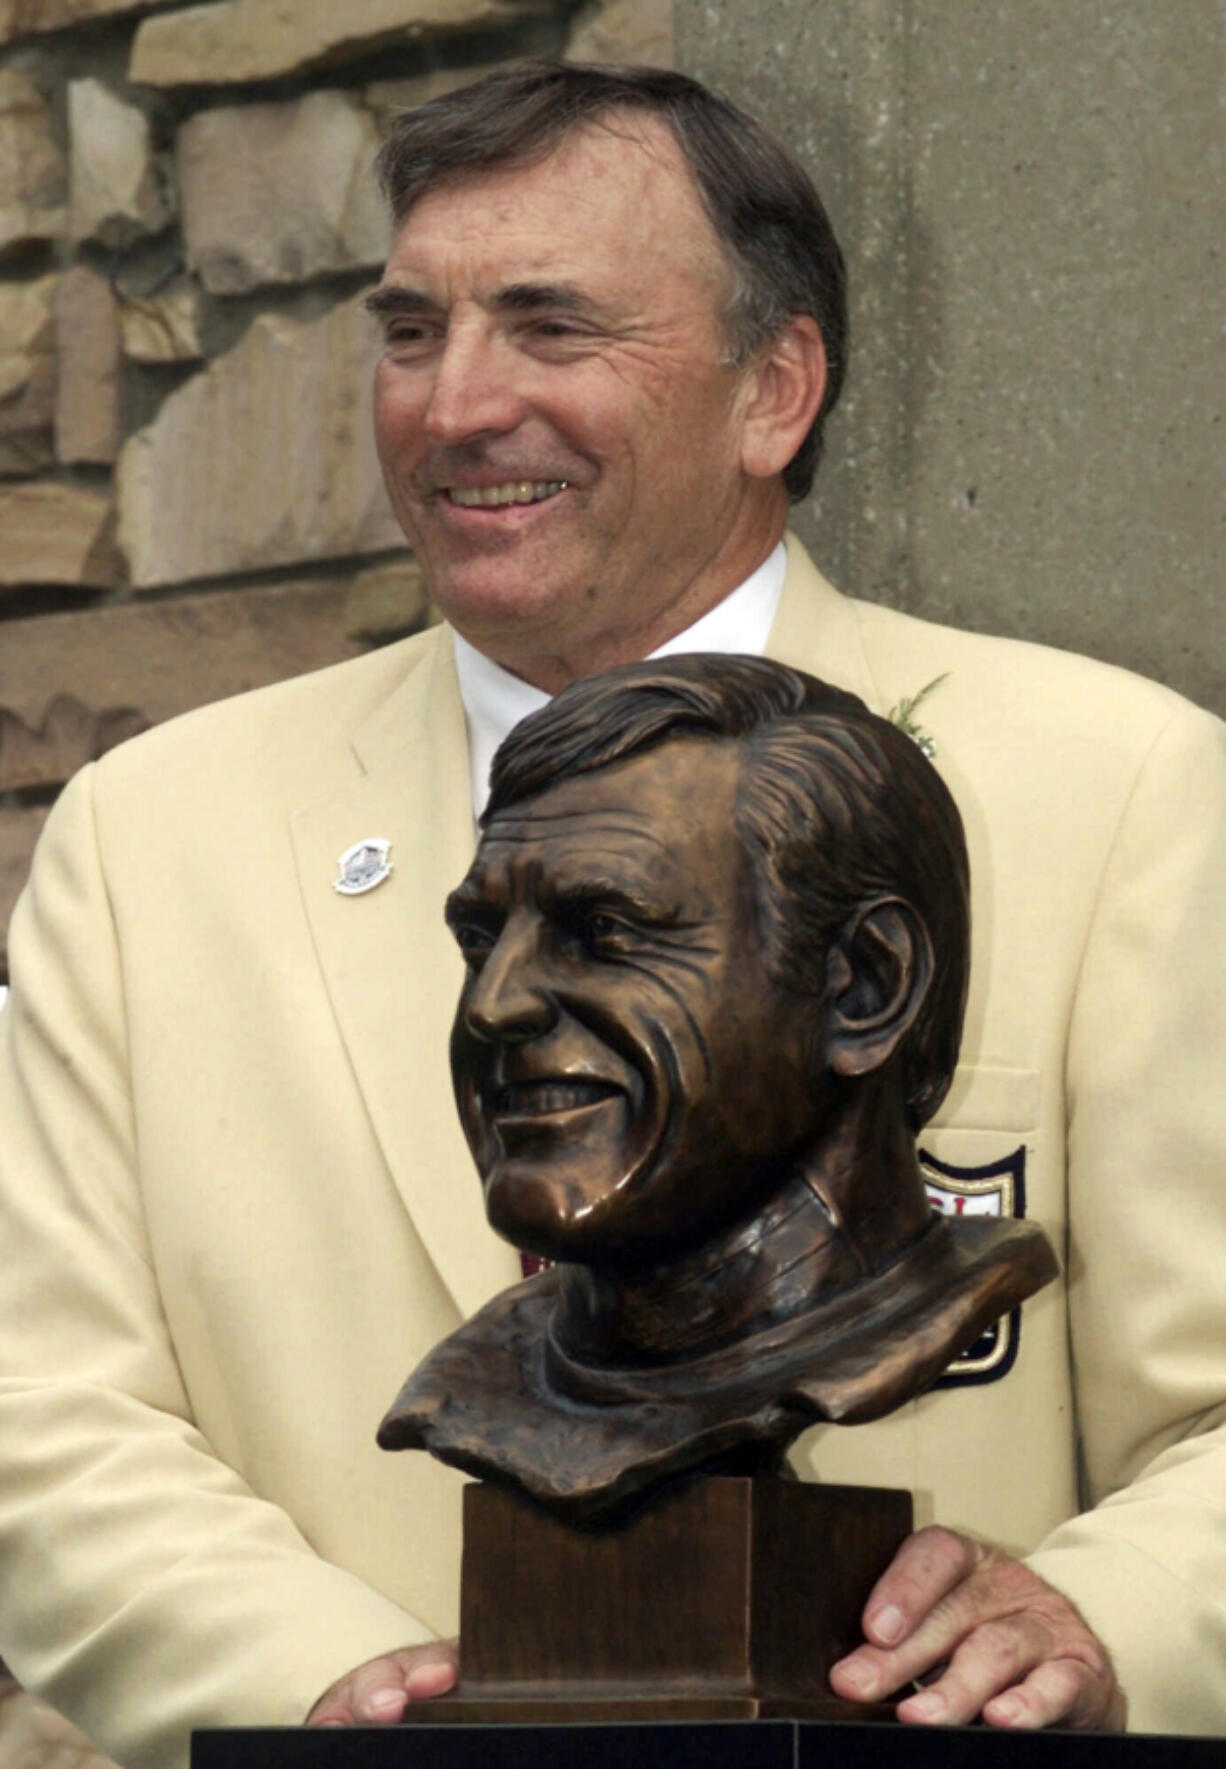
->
[[55, 263, 120, 463], [130, 0, 560, 87], [0, 481, 121, 589], [117, 297, 405, 588], [118, 274, 204, 362], [178, 91, 386, 296], [0, 70, 66, 259], [345, 556, 429, 641], [0, 577, 389, 793], [0, 273, 56, 477], [0, 0, 180, 45], [1, 806, 50, 977], [68, 79, 169, 251], [566, 0, 674, 67]]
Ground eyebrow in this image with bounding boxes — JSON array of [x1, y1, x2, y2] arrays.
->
[[363, 285, 437, 319], [444, 884, 495, 926], [363, 281, 600, 321], [546, 875, 680, 923], [446, 870, 682, 930], [493, 281, 599, 317]]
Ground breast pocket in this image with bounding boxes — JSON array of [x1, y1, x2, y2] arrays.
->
[[919, 1064, 1043, 1387]]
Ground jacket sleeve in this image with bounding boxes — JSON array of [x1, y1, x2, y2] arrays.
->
[[0, 765, 429, 1769], [1025, 699, 1226, 1732]]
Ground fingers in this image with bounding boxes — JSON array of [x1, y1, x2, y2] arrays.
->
[[862, 1525, 984, 1651], [306, 1640, 459, 1726], [893, 1614, 1090, 1727], [829, 1525, 983, 1701], [981, 1655, 1128, 1732], [404, 1645, 460, 1702], [829, 1527, 1125, 1732]]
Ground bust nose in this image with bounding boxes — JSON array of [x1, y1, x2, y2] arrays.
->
[[463, 920, 557, 1045]]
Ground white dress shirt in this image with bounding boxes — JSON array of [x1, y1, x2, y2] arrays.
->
[[452, 542, 787, 819]]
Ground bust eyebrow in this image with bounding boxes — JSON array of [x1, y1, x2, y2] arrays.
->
[[444, 881, 500, 928], [546, 876, 681, 926]]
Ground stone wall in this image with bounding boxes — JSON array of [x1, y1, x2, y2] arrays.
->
[[0, 0, 674, 979], [678, 0, 1226, 724]]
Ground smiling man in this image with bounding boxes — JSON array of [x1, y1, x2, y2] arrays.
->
[[0, 60, 1224, 1769], [364, 103, 826, 692]]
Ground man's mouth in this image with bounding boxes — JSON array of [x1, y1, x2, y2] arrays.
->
[[495, 1079, 621, 1117], [445, 480, 569, 509]]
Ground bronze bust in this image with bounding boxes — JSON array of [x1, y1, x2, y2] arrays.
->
[[380, 656, 1056, 1518]]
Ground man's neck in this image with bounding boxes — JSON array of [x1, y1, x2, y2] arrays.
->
[[454, 540, 788, 819]]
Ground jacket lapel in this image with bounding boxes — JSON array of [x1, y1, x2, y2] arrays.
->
[[768, 535, 884, 713], [291, 631, 520, 1320]]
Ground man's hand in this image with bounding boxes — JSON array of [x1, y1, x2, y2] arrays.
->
[[305, 1641, 458, 1726], [829, 1527, 1126, 1731]]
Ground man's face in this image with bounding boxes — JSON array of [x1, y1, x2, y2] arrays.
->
[[446, 740, 837, 1265], [369, 119, 787, 691]]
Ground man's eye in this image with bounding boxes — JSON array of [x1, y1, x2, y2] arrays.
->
[[384, 322, 437, 351], [524, 319, 595, 349]]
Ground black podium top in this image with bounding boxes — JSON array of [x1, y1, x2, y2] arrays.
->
[[193, 1721, 1223, 1769]]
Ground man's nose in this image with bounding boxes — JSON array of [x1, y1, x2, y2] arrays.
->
[[423, 327, 525, 447], [463, 925, 557, 1045]]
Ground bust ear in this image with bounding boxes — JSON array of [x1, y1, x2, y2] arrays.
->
[[824, 897, 933, 1079]]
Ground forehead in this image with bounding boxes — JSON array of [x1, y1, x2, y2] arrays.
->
[[473, 741, 746, 896], [384, 117, 728, 301]]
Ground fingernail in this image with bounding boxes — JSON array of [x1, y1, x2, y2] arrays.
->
[[364, 1686, 404, 1719], [871, 1603, 905, 1645], [406, 1661, 457, 1700], [833, 1659, 874, 1698], [990, 1694, 1024, 1725], [903, 1689, 945, 1721]]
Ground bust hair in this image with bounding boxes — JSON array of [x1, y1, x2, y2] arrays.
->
[[485, 654, 969, 1130]]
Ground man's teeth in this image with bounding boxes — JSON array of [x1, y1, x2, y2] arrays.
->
[[448, 480, 568, 508]]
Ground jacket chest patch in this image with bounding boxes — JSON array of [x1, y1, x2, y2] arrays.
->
[[919, 1144, 1028, 1387]]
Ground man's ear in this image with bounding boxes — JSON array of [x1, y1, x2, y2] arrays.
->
[[824, 898, 933, 1079], [738, 315, 827, 482]]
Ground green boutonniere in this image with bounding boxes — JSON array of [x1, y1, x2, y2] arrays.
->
[[887, 673, 950, 761]]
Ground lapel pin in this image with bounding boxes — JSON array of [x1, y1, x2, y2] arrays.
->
[[334, 837, 393, 896]]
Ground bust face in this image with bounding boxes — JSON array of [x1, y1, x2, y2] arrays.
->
[[446, 738, 839, 1266]]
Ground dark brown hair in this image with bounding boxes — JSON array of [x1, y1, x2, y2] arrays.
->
[[376, 60, 847, 498]]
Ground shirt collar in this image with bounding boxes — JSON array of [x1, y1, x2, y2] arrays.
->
[[453, 542, 787, 819]]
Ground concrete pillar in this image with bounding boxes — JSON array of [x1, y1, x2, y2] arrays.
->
[[677, 1, 1226, 716]]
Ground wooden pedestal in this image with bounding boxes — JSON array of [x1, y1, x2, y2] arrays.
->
[[401, 1476, 911, 1725]]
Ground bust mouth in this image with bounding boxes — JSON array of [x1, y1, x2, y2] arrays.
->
[[494, 1079, 624, 1120]]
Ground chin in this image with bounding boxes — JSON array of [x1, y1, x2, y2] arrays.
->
[[483, 1162, 634, 1264]]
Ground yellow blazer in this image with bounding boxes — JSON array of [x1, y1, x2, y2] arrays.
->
[[1, 538, 1225, 1768]]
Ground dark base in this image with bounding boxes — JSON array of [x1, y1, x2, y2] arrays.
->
[[401, 1693, 895, 1724], [195, 1720, 1226, 1769], [409, 1476, 910, 1725]]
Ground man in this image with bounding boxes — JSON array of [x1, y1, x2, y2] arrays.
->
[[381, 656, 1058, 1519], [0, 61, 1221, 1767]]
